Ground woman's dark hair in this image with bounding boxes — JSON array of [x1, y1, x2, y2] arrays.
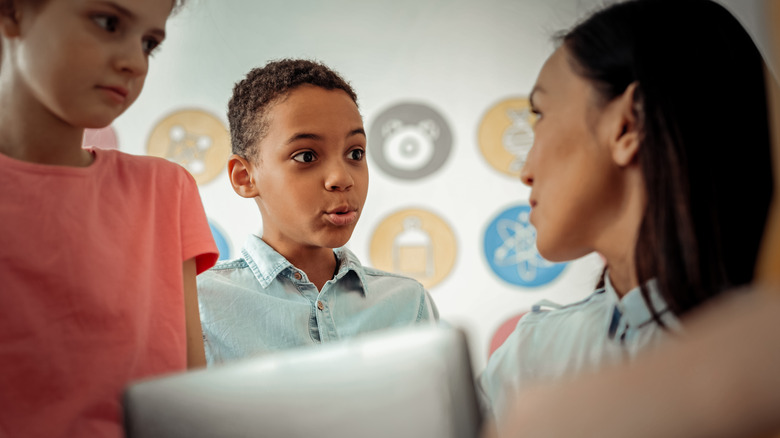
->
[[562, 0, 774, 317]]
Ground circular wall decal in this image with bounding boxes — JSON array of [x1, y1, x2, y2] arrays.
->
[[478, 97, 536, 177], [146, 109, 231, 185], [369, 208, 457, 289], [368, 102, 453, 180], [209, 220, 232, 261], [487, 312, 526, 359], [483, 204, 566, 287]]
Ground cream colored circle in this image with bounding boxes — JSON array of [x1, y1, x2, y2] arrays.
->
[[146, 109, 230, 185], [369, 208, 457, 289], [478, 97, 537, 177]]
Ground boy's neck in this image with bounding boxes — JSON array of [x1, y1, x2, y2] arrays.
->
[[265, 239, 339, 292]]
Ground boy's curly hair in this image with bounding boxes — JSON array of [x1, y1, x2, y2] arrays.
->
[[227, 59, 358, 160]]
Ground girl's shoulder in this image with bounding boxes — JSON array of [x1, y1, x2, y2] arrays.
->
[[96, 149, 195, 184]]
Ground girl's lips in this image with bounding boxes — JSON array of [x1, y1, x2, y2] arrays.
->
[[98, 86, 128, 104], [325, 211, 358, 226]]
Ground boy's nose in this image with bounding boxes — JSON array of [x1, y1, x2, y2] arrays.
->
[[325, 161, 354, 191]]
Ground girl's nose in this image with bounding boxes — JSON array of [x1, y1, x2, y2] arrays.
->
[[115, 40, 149, 78]]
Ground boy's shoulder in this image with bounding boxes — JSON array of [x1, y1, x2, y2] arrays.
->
[[197, 257, 255, 292], [336, 247, 425, 291], [360, 265, 421, 282], [356, 265, 427, 294], [204, 257, 250, 272]]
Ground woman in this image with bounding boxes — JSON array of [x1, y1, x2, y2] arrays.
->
[[479, 0, 774, 425]]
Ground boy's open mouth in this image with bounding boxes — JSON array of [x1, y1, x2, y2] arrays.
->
[[324, 209, 358, 226]]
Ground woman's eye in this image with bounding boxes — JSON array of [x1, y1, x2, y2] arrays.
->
[[529, 108, 542, 128], [292, 151, 316, 163], [93, 15, 119, 32], [348, 149, 365, 161]]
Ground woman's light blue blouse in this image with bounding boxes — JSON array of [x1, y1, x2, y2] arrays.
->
[[479, 274, 680, 423]]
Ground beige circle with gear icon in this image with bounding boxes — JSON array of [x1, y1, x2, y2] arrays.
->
[[369, 208, 457, 290], [478, 97, 537, 178], [146, 109, 231, 185]]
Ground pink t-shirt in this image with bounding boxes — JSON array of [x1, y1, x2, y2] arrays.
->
[[0, 149, 218, 437]]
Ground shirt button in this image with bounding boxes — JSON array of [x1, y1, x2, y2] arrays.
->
[[293, 272, 302, 280], [317, 301, 324, 310]]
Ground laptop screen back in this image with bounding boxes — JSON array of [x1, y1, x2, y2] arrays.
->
[[123, 325, 482, 438]]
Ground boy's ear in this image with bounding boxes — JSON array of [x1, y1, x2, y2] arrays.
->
[[608, 81, 642, 167], [227, 154, 260, 198]]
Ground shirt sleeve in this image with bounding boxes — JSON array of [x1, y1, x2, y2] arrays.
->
[[477, 314, 540, 422], [177, 169, 218, 274]]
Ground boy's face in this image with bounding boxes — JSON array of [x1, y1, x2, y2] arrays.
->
[[249, 85, 368, 256]]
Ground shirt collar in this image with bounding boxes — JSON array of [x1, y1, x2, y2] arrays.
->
[[241, 235, 294, 288], [241, 235, 368, 295], [333, 246, 370, 297], [604, 273, 670, 329]]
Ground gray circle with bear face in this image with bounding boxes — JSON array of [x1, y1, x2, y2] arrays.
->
[[368, 102, 453, 180]]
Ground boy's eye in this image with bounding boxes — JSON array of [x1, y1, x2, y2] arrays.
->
[[292, 151, 316, 163], [348, 149, 365, 161], [93, 14, 119, 32], [142, 38, 162, 55]]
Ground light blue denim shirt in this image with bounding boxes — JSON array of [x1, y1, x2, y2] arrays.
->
[[197, 235, 439, 366], [478, 274, 680, 424]]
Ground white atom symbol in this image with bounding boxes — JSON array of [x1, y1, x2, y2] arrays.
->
[[492, 211, 553, 282]]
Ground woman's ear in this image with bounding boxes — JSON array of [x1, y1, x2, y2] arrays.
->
[[227, 154, 260, 198], [609, 82, 642, 167]]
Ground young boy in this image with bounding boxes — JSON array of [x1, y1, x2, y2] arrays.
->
[[197, 59, 439, 365]]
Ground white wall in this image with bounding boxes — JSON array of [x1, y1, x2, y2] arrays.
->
[[110, 0, 769, 372]]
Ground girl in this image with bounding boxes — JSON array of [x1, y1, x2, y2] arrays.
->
[[479, 0, 774, 425], [0, 1, 218, 436]]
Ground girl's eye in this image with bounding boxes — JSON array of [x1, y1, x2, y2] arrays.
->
[[348, 149, 365, 161], [292, 151, 316, 163], [142, 38, 162, 55], [93, 15, 119, 32]]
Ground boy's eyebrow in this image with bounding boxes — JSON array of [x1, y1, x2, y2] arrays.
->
[[347, 128, 366, 138], [93, 1, 167, 39], [285, 128, 366, 144], [285, 133, 323, 144]]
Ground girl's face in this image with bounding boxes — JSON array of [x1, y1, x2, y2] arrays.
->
[[521, 46, 641, 263], [5, 0, 172, 128]]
